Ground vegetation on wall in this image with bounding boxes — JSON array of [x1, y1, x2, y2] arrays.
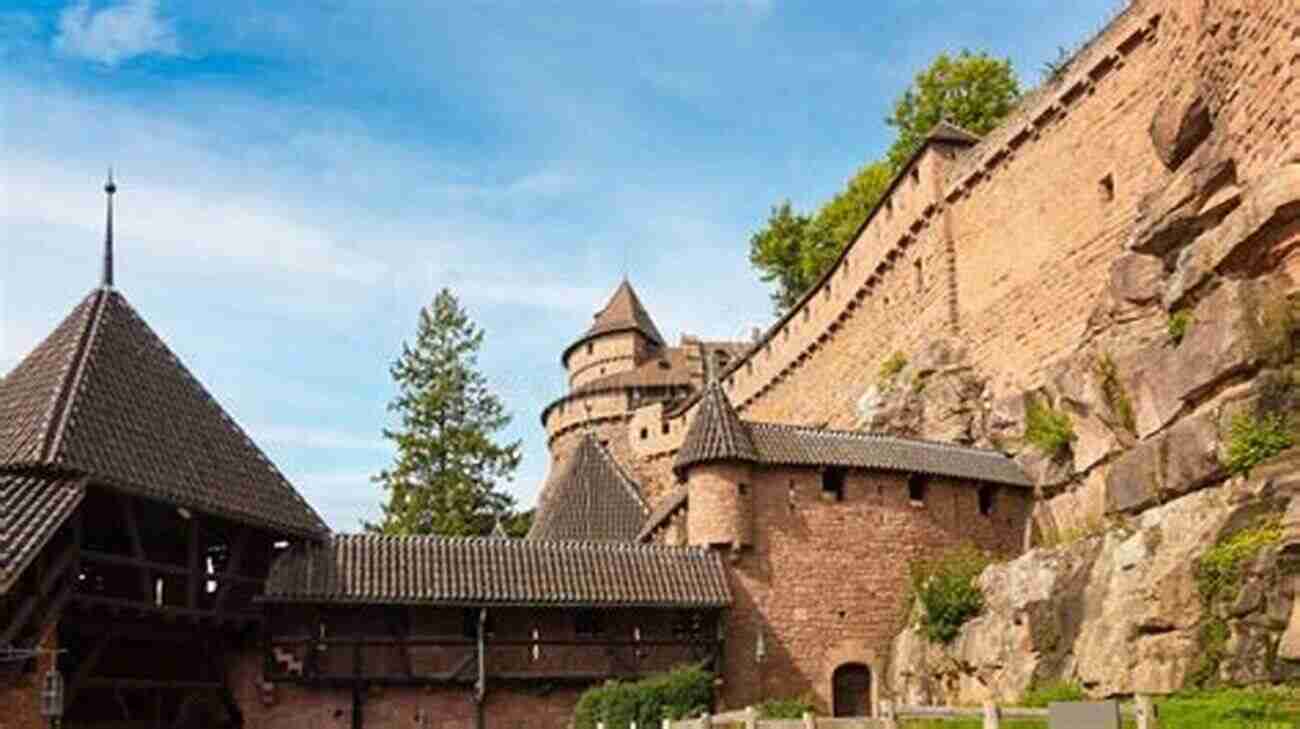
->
[[749, 52, 1022, 313], [572, 665, 713, 729], [1222, 413, 1294, 477], [1024, 396, 1075, 458], [1095, 353, 1135, 433], [909, 546, 993, 644], [756, 695, 816, 719], [879, 351, 909, 383], [1189, 514, 1284, 687], [1167, 309, 1193, 346]]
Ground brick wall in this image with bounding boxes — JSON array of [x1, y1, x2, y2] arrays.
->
[[0, 619, 56, 729], [704, 467, 1030, 713]]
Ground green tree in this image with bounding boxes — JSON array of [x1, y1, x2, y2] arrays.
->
[[368, 288, 523, 537], [885, 50, 1021, 170], [748, 51, 1021, 313]]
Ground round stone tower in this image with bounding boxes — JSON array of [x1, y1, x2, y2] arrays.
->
[[673, 382, 756, 550]]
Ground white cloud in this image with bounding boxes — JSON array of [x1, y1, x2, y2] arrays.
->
[[54, 0, 181, 66]]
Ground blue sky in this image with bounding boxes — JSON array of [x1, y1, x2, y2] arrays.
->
[[1, 0, 1118, 530]]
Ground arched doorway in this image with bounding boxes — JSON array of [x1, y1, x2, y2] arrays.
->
[[832, 663, 872, 717]]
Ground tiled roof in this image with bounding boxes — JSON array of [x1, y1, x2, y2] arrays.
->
[[673, 382, 758, 474], [528, 435, 648, 542], [0, 288, 327, 538], [746, 423, 1031, 487], [926, 120, 982, 145], [674, 384, 1029, 487], [0, 472, 85, 594], [563, 280, 665, 363], [261, 534, 732, 607], [637, 485, 688, 542]]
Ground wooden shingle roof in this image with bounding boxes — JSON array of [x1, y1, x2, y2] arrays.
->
[[674, 383, 1029, 487], [528, 435, 648, 542], [261, 534, 732, 607], [0, 288, 327, 539]]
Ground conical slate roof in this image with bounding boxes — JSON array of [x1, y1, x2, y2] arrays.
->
[[0, 288, 327, 537], [563, 280, 664, 363], [528, 435, 648, 542], [673, 382, 758, 474]]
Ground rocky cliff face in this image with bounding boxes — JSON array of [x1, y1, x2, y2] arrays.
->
[[878, 51, 1300, 700], [887, 459, 1300, 705]]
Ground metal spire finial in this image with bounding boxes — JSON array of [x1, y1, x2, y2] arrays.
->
[[102, 169, 117, 288]]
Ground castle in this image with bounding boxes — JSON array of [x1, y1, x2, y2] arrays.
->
[[2, 0, 1298, 726]]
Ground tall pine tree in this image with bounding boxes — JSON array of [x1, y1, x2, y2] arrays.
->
[[368, 288, 524, 537]]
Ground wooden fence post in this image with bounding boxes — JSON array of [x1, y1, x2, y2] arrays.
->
[[597, 723, 605, 729], [699, 712, 712, 729], [744, 706, 757, 729], [631, 722, 638, 729], [663, 720, 672, 729], [1135, 694, 1158, 729], [878, 700, 897, 729], [801, 710, 815, 729], [982, 701, 999, 729]]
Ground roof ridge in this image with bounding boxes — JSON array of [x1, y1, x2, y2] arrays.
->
[[42, 288, 109, 462]]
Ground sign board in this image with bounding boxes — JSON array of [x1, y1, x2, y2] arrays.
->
[[1048, 700, 1121, 729]]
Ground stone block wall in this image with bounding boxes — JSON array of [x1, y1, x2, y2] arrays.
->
[[715, 467, 1030, 713]]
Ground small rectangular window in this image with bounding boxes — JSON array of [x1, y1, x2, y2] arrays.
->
[[737, 483, 749, 496], [662, 422, 670, 435], [978, 485, 996, 516], [1099, 174, 1115, 203], [822, 467, 846, 502], [640, 427, 649, 440], [908, 474, 929, 505], [575, 609, 604, 638]]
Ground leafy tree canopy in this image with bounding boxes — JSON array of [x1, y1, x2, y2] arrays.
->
[[367, 288, 525, 537], [749, 51, 1021, 314]]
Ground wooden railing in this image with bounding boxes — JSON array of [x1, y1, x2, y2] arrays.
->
[[266, 636, 720, 685]]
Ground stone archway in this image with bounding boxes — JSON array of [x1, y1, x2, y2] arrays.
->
[[832, 663, 872, 717]]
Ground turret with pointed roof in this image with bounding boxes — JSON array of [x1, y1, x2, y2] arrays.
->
[[561, 279, 665, 367]]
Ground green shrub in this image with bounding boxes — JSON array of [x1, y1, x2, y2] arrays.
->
[[572, 665, 713, 729], [1094, 353, 1135, 433], [1187, 618, 1229, 689], [1223, 412, 1294, 476], [879, 351, 908, 381], [1024, 396, 1074, 457], [909, 546, 992, 644], [757, 695, 815, 719], [1195, 516, 1283, 606], [1168, 310, 1193, 345], [1021, 680, 1086, 707]]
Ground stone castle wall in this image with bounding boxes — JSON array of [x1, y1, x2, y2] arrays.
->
[[713, 467, 1031, 712]]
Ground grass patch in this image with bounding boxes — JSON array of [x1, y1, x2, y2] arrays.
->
[[899, 687, 1300, 729], [1022, 680, 1086, 708], [1025, 396, 1074, 457], [1223, 412, 1295, 477], [909, 546, 992, 644], [1168, 309, 1193, 346], [1095, 353, 1135, 433], [879, 351, 908, 382]]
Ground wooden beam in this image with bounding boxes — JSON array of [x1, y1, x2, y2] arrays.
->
[[188, 518, 200, 609], [0, 541, 77, 645], [80, 678, 224, 690], [213, 526, 251, 612], [120, 495, 153, 602], [70, 594, 261, 627], [65, 630, 115, 711]]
